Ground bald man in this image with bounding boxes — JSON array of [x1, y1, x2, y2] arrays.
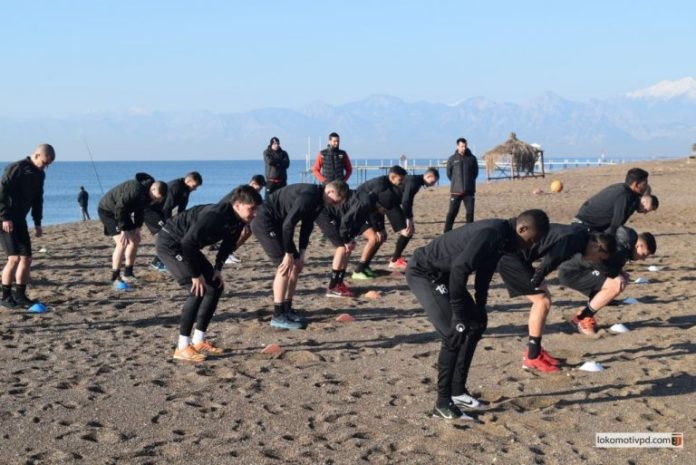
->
[[0, 144, 55, 309]]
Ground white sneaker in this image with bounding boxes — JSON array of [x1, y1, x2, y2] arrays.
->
[[225, 254, 241, 264], [451, 391, 481, 409]]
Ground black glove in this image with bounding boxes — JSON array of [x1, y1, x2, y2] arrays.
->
[[447, 318, 467, 349]]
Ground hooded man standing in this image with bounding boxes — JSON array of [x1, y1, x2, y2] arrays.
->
[[444, 138, 479, 232]]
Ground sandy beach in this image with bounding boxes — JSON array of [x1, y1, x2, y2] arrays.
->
[[0, 158, 693, 465]]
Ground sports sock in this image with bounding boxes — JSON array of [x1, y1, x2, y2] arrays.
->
[[578, 304, 596, 319], [2, 284, 12, 299], [527, 336, 542, 359], [124, 265, 134, 277], [192, 329, 205, 344], [282, 300, 292, 312], [355, 261, 367, 273], [111, 269, 121, 282], [329, 269, 341, 288], [15, 284, 27, 299], [337, 269, 346, 284], [392, 235, 411, 261], [273, 303, 283, 317], [178, 335, 191, 351]]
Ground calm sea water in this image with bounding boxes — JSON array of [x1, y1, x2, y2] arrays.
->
[[0, 159, 451, 226], [0, 157, 619, 226]]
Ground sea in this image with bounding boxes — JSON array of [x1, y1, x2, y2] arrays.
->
[[0, 157, 624, 226]]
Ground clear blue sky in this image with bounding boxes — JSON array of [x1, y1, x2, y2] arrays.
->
[[1, 0, 694, 117]]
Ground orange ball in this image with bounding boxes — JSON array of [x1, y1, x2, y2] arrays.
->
[[550, 180, 563, 193]]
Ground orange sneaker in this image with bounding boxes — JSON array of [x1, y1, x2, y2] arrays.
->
[[173, 345, 206, 362], [192, 340, 224, 355], [571, 314, 598, 336], [523, 353, 560, 373], [388, 257, 408, 271]]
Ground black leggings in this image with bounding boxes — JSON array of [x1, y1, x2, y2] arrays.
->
[[406, 262, 487, 405], [444, 194, 475, 232], [180, 282, 224, 336]]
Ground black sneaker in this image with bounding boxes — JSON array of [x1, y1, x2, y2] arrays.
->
[[286, 309, 309, 327], [1, 296, 18, 309], [13, 295, 36, 308], [432, 402, 464, 420]]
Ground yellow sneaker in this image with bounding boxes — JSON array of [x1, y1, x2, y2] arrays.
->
[[173, 345, 206, 362], [192, 340, 224, 355]]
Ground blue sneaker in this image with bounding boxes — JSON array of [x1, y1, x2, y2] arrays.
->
[[113, 280, 130, 291], [270, 313, 305, 330]]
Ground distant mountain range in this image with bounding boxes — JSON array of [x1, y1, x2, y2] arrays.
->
[[2, 77, 695, 161]]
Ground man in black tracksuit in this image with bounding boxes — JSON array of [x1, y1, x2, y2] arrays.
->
[[574, 167, 657, 235], [0, 144, 55, 309], [316, 189, 383, 297], [264, 137, 290, 196], [145, 172, 203, 270], [98, 174, 168, 286], [406, 209, 549, 420], [78, 186, 90, 221], [387, 167, 440, 270], [497, 223, 596, 372], [559, 227, 656, 336], [444, 138, 479, 232], [251, 181, 349, 330], [311, 132, 353, 185], [351, 166, 407, 279], [157, 185, 262, 362]]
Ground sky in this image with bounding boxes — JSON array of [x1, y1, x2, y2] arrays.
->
[[1, 0, 695, 119]]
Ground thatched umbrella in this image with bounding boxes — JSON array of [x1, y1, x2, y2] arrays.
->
[[483, 132, 543, 178]]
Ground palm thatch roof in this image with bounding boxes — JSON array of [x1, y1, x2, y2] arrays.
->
[[483, 132, 542, 175]]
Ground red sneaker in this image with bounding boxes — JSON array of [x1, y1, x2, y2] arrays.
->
[[523, 353, 560, 373], [571, 314, 598, 336], [523, 348, 560, 367], [388, 257, 408, 271], [326, 282, 353, 298]]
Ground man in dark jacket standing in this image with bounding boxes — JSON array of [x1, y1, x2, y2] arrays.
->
[[444, 138, 479, 232], [312, 132, 353, 185], [264, 137, 290, 197], [98, 174, 167, 288], [78, 186, 90, 221], [0, 144, 55, 309]]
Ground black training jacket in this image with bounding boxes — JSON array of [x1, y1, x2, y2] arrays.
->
[[98, 177, 153, 231], [262, 183, 325, 256], [575, 183, 641, 235], [357, 175, 402, 211], [0, 157, 46, 225], [264, 148, 290, 183], [162, 178, 191, 219], [319, 148, 349, 182], [397, 174, 426, 219], [600, 226, 637, 277], [412, 219, 519, 319], [446, 149, 478, 194], [519, 223, 589, 287], [77, 190, 89, 208], [330, 190, 379, 242], [160, 202, 245, 277]]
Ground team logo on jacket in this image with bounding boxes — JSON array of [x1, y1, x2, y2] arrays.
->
[[435, 283, 448, 295], [592, 270, 600, 276]]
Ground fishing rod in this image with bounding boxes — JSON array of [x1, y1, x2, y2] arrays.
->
[[83, 137, 105, 194]]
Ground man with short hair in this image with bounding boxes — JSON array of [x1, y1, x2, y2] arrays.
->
[[157, 185, 262, 362], [559, 227, 656, 336], [351, 166, 407, 280], [249, 174, 267, 192], [264, 137, 290, 196], [0, 144, 55, 309], [251, 181, 349, 329], [312, 132, 353, 184], [98, 174, 167, 288], [574, 167, 657, 235], [78, 186, 90, 221], [406, 210, 550, 420], [444, 138, 478, 232], [148, 172, 203, 271], [388, 167, 440, 271]]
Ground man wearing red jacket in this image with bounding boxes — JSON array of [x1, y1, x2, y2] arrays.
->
[[312, 132, 352, 185]]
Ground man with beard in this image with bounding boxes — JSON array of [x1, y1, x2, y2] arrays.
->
[[312, 132, 353, 185], [444, 138, 479, 232]]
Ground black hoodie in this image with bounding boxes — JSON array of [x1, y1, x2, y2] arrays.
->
[[0, 157, 46, 225]]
